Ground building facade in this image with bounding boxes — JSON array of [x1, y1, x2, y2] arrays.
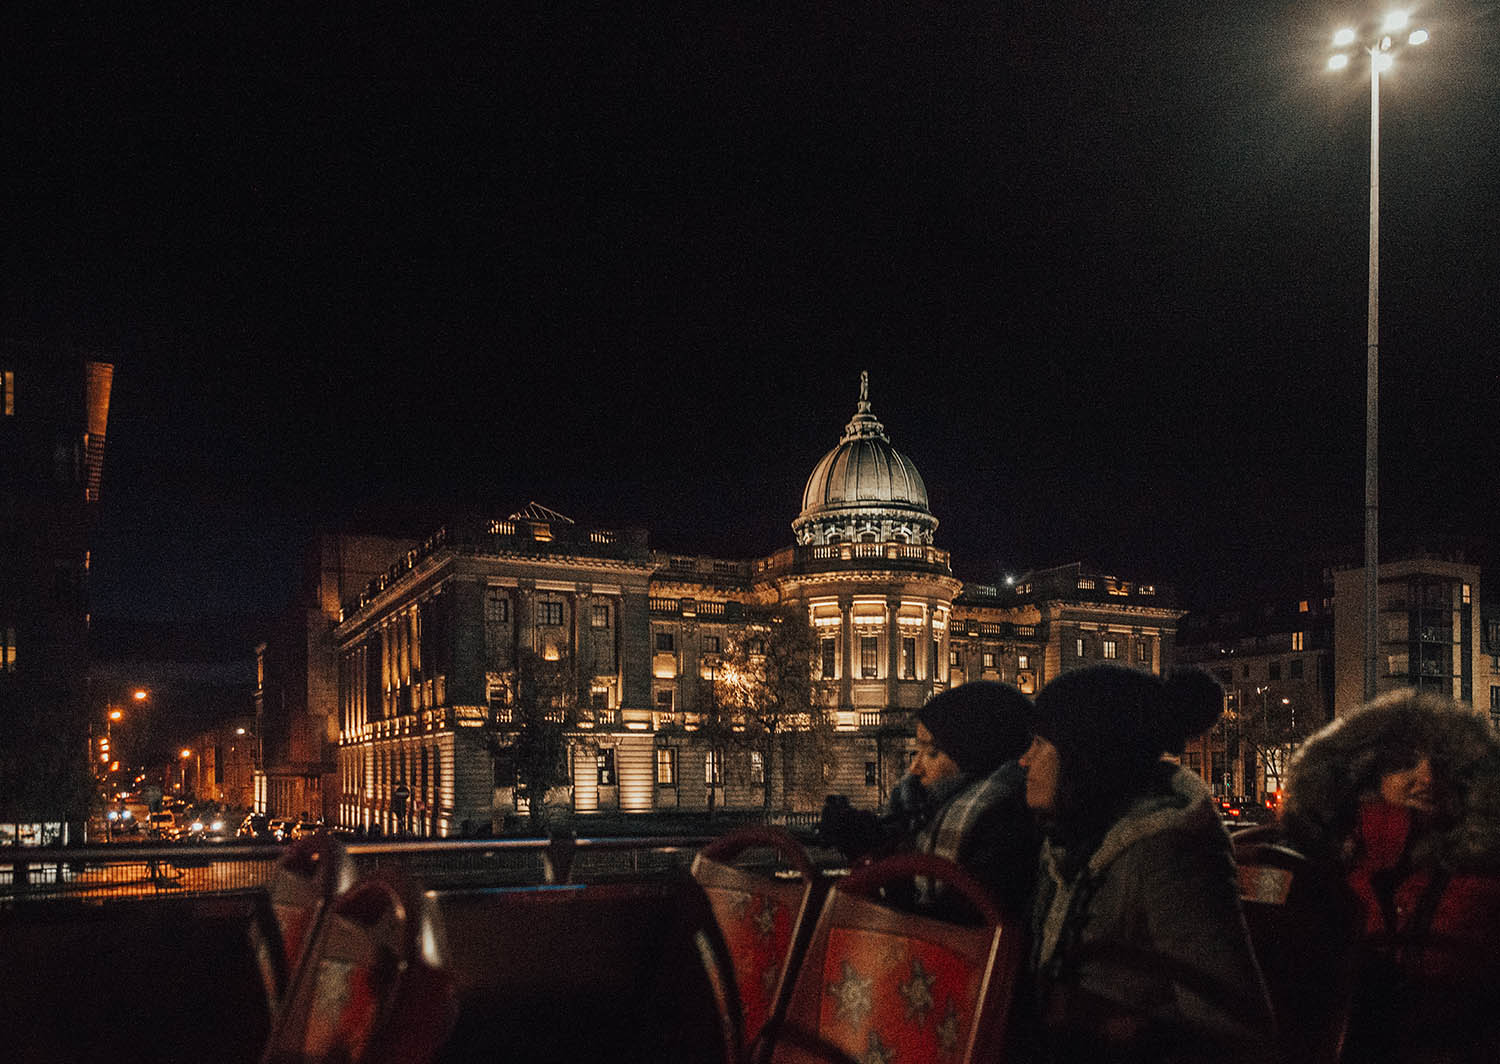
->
[[326, 376, 1184, 835], [0, 345, 113, 841]]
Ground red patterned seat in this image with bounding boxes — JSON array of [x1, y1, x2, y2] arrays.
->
[[261, 874, 454, 1064], [766, 853, 1023, 1064], [1234, 829, 1359, 1064], [693, 827, 820, 1060], [249, 832, 357, 1016]]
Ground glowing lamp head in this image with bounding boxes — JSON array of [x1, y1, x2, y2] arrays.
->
[[1333, 27, 1356, 46], [1408, 29, 1428, 46], [235, 727, 246, 735], [1383, 10, 1409, 32], [1328, 54, 1350, 70], [180, 748, 192, 759], [133, 690, 147, 701], [109, 709, 122, 721]]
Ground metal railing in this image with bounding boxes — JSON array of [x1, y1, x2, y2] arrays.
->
[[0, 835, 724, 904]]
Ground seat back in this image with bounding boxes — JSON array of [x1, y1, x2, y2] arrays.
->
[[769, 853, 1023, 1064], [430, 875, 740, 1063], [249, 832, 357, 1014], [1235, 832, 1359, 1064], [261, 874, 454, 1064], [693, 827, 820, 1056]]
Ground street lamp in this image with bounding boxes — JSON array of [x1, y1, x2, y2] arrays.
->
[[179, 747, 193, 796], [1327, 12, 1429, 701]]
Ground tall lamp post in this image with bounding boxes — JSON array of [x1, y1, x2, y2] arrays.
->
[[1328, 12, 1429, 701]]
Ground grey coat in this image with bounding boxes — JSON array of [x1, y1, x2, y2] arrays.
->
[[1030, 765, 1273, 1062]]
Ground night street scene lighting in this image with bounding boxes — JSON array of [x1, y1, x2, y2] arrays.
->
[[1326, 10, 1429, 701]]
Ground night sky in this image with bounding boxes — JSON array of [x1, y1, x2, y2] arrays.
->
[[6, 3, 1499, 624]]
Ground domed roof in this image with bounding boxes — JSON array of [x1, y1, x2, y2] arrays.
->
[[797, 372, 931, 520]]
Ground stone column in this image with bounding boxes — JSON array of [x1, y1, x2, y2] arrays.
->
[[839, 595, 853, 710]]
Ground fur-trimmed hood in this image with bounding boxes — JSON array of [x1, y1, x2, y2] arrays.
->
[[1282, 691, 1500, 868]]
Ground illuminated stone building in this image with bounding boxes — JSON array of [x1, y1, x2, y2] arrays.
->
[[330, 376, 1183, 835], [0, 344, 113, 839]]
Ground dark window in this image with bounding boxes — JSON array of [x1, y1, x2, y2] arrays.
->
[[703, 635, 721, 653], [865, 761, 877, 786], [596, 748, 616, 786], [591, 604, 610, 628], [485, 591, 509, 624], [655, 688, 674, 711], [860, 636, 879, 678], [901, 637, 917, 679], [1290, 659, 1304, 680], [213, 747, 224, 784], [656, 630, 675, 651], [1214, 668, 1232, 684], [821, 638, 837, 678], [537, 601, 563, 626], [1269, 661, 1282, 681], [1242, 664, 1251, 679], [1211, 751, 1228, 790]]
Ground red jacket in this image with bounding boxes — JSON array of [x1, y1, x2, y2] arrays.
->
[[1345, 801, 1500, 1056]]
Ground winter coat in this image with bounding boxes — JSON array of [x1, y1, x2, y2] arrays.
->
[[1030, 764, 1273, 1063], [913, 760, 1039, 922], [1283, 696, 1500, 1061]]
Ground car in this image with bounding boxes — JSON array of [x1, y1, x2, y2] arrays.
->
[[236, 813, 276, 841], [186, 816, 233, 842], [267, 818, 291, 842], [145, 811, 178, 840], [288, 819, 324, 841]]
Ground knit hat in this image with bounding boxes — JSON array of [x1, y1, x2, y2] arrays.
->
[[1032, 665, 1223, 812], [915, 681, 1034, 777]]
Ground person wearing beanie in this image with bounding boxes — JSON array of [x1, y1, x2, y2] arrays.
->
[[908, 680, 1040, 922], [1020, 665, 1271, 1063], [1281, 690, 1500, 1061], [819, 681, 1038, 922]]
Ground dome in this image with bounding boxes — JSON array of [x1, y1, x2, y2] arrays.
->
[[792, 372, 938, 547]]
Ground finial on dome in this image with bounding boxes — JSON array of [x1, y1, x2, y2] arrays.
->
[[842, 369, 886, 441]]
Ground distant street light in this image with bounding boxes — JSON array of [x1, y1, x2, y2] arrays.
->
[[1327, 12, 1429, 701]]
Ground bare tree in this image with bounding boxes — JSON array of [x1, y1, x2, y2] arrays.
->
[[711, 606, 832, 812], [489, 648, 589, 830]]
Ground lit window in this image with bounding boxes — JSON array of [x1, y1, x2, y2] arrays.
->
[[1, 370, 12, 416], [656, 747, 677, 785], [1017, 653, 1029, 670], [0, 626, 14, 672], [1298, 600, 1309, 613], [1291, 632, 1305, 651], [1136, 641, 1150, 664], [1102, 639, 1118, 660], [982, 651, 996, 669], [591, 604, 610, 628], [1077, 578, 1096, 590], [948, 648, 959, 666], [750, 751, 764, 785], [1076, 638, 1086, 658], [536, 601, 563, 626], [655, 631, 675, 652], [596, 749, 616, 786], [861, 636, 879, 678], [901, 637, 917, 679], [1463, 584, 1472, 605], [705, 750, 722, 786]]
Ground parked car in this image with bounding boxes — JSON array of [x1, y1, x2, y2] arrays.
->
[[145, 811, 178, 840], [288, 819, 324, 841], [267, 818, 291, 842], [236, 813, 276, 842]]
